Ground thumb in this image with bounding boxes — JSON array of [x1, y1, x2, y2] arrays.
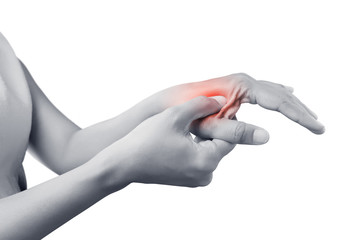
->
[[206, 138, 236, 159], [173, 96, 226, 129], [197, 138, 236, 168], [191, 118, 270, 145]]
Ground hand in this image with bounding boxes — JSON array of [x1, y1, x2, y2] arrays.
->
[[98, 96, 267, 189], [246, 77, 325, 134], [186, 73, 325, 144]]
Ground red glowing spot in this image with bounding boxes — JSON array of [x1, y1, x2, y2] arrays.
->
[[167, 77, 246, 120]]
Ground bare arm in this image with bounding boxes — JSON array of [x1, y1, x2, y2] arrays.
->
[[0, 153, 125, 239], [0, 96, 235, 239], [21, 64, 257, 174], [22, 63, 324, 174]]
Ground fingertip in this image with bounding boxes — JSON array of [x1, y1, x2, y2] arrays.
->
[[253, 129, 270, 145], [306, 118, 325, 135], [209, 96, 227, 107], [312, 124, 325, 135]]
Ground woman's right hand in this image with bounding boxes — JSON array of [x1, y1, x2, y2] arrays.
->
[[95, 96, 267, 191]]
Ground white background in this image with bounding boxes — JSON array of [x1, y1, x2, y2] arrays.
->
[[1, 0, 359, 239]]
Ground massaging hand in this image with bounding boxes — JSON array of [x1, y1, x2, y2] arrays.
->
[[180, 73, 324, 145], [97, 96, 267, 189]]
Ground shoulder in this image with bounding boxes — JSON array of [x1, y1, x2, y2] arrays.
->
[[0, 33, 32, 105], [0, 32, 13, 52]]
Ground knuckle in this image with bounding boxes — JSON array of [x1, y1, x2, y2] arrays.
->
[[277, 85, 293, 98], [278, 83, 294, 93], [278, 83, 286, 89], [229, 73, 256, 94], [283, 89, 293, 98], [231, 72, 246, 78], [232, 72, 253, 80], [278, 98, 290, 109], [234, 122, 246, 143]]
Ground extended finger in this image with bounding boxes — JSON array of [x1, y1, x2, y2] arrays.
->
[[258, 80, 294, 93], [291, 94, 318, 119], [278, 100, 325, 134], [253, 87, 324, 134], [191, 118, 270, 145]]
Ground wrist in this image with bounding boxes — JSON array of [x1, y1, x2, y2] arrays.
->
[[85, 148, 134, 195]]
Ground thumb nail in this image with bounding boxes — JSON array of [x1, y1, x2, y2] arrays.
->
[[254, 129, 270, 144]]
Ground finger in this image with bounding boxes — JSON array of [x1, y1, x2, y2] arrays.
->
[[278, 100, 325, 134], [253, 83, 325, 134], [192, 137, 235, 172], [172, 96, 226, 128], [191, 118, 270, 145], [272, 84, 317, 119], [212, 139, 236, 158], [278, 83, 295, 93], [259, 80, 294, 93], [200, 138, 236, 160], [291, 94, 318, 119]]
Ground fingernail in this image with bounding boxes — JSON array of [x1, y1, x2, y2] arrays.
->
[[254, 129, 270, 144], [210, 96, 227, 107]]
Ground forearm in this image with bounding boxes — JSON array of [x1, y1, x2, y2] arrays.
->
[[62, 82, 201, 169], [137, 74, 253, 121], [63, 75, 251, 171], [0, 156, 124, 240], [21, 50, 250, 173]]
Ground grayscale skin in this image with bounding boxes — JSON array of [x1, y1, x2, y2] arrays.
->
[[0, 32, 324, 239]]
